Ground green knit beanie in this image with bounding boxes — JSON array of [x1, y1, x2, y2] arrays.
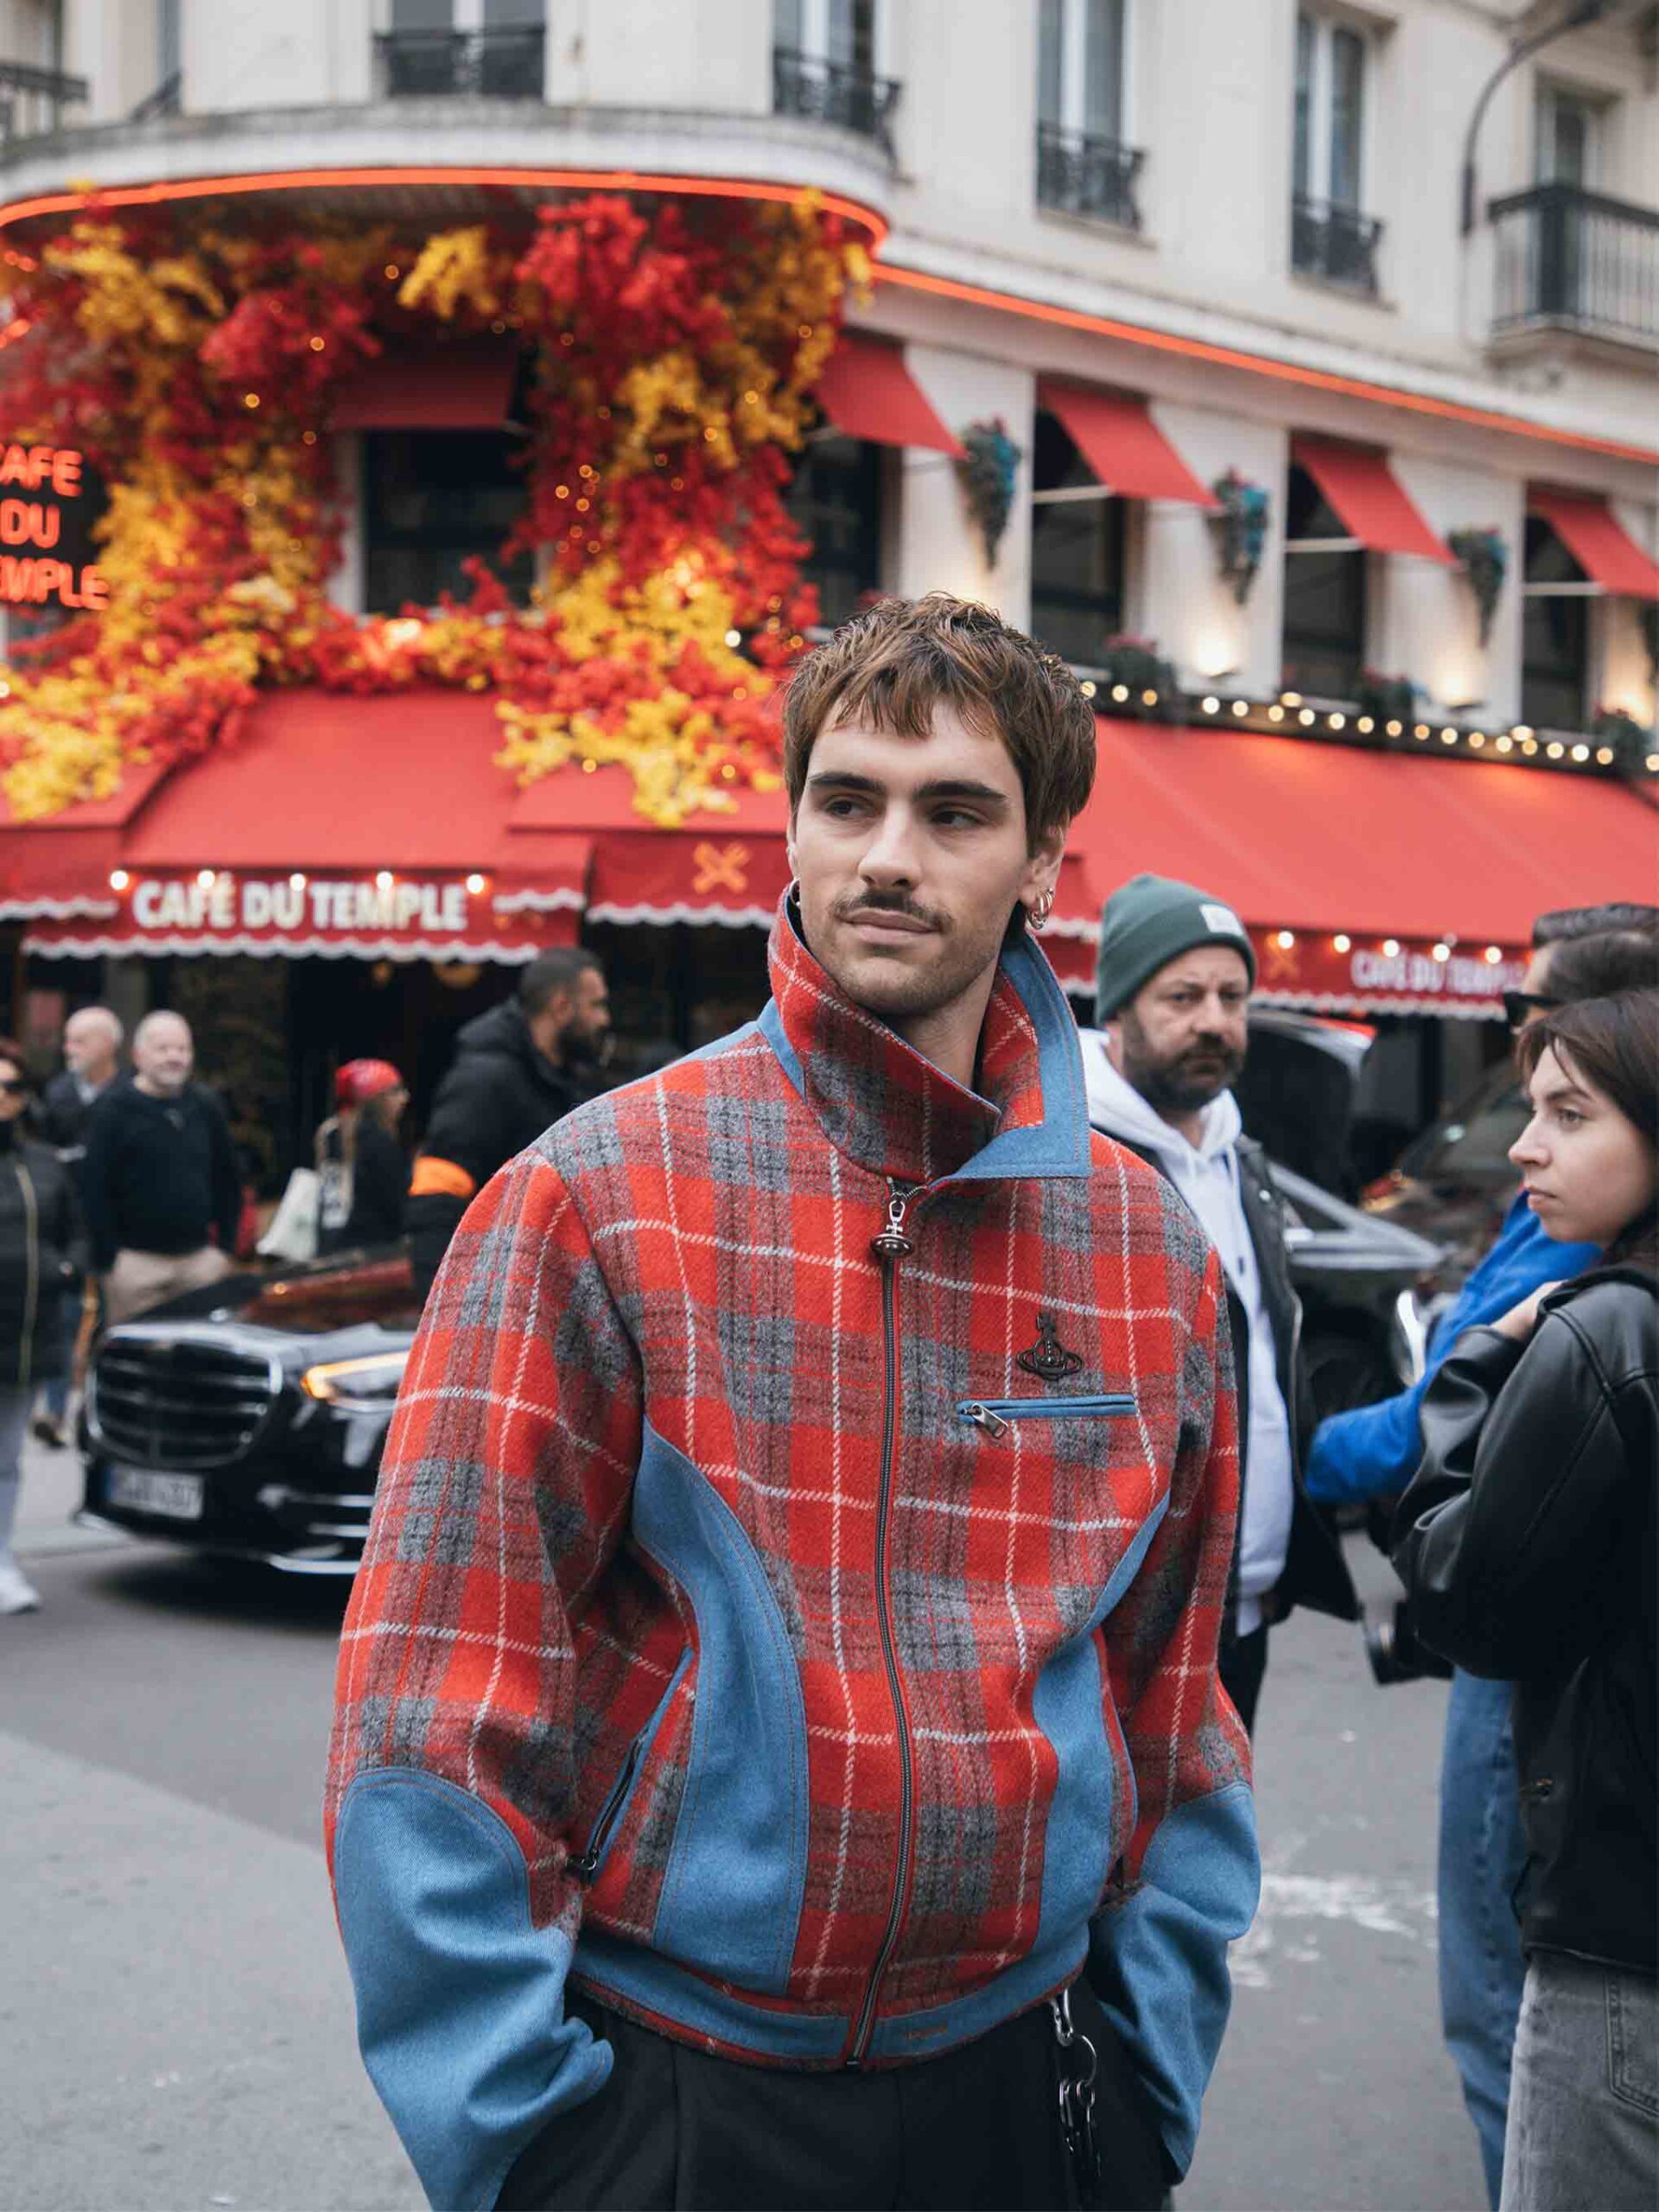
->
[[1095, 874, 1256, 1015]]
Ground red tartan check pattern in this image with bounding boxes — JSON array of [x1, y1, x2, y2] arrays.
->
[[327, 909, 1247, 2055]]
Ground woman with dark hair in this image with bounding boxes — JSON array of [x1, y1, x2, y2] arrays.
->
[[0, 1036, 89, 1617], [1394, 989, 1658, 2210]]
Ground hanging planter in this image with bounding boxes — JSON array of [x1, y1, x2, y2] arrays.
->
[[955, 417, 1021, 568], [1590, 704, 1652, 768], [1208, 469, 1269, 606], [1355, 670, 1418, 725], [1448, 527, 1508, 645]]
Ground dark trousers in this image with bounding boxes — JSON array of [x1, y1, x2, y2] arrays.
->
[[499, 1976, 1166, 2212], [1220, 1624, 1269, 1738]]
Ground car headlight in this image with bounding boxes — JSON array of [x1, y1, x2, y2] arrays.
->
[[300, 1351, 410, 1408]]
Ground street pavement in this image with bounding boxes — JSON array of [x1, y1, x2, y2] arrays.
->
[[5, 1433, 1485, 2212]]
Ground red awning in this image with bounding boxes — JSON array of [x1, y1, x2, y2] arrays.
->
[[1529, 489, 1659, 601], [6, 692, 588, 962], [815, 334, 965, 457], [1038, 379, 1218, 509], [331, 338, 519, 431], [1060, 718, 1658, 953], [1291, 435, 1453, 563]]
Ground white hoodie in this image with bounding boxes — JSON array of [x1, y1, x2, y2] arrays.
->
[[1079, 1030, 1294, 1637]]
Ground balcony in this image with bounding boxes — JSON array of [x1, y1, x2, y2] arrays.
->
[[1490, 181, 1659, 355], [0, 60, 90, 156], [1035, 124, 1144, 232], [772, 47, 899, 155], [373, 24, 545, 101], [1292, 194, 1382, 296]]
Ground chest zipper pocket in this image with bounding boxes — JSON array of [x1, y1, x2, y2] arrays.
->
[[959, 1395, 1135, 1440], [572, 1648, 693, 1885]]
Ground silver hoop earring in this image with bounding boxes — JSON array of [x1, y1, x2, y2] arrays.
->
[[1028, 889, 1054, 932]]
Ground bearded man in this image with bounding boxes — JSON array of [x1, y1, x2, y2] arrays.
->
[[1081, 875, 1357, 1737], [329, 601, 1256, 2212]]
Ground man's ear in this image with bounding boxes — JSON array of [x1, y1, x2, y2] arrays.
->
[[1025, 823, 1065, 903]]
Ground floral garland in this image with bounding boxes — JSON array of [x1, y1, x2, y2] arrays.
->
[[0, 193, 867, 822]]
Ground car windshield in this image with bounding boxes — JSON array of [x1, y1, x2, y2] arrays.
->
[[1396, 1064, 1529, 1182]]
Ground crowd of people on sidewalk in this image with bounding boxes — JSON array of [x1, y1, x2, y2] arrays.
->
[[3, 590, 1654, 2212]]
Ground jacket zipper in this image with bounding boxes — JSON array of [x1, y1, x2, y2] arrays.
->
[[16, 1160, 38, 1393], [850, 1179, 918, 2063], [959, 1395, 1135, 1439], [572, 1648, 693, 1885]]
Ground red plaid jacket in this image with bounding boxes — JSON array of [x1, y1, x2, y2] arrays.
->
[[327, 906, 1255, 2211]]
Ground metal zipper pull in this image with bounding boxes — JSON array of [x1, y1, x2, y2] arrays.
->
[[959, 1402, 1011, 1439], [870, 1181, 915, 1262]]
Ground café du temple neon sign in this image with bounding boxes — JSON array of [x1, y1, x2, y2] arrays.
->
[[0, 443, 108, 611]]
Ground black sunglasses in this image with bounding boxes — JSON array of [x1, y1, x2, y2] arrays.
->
[[0, 1077, 28, 1096], [1503, 989, 1560, 1032]]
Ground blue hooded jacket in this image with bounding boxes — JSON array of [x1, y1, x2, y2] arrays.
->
[[1305, 1193, 1599, 1505]]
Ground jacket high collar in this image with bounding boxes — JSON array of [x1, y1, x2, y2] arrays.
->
[[760, 896, 1093, 1188]]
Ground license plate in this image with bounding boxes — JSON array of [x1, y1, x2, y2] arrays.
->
[[105, 1466, 206, 1522]]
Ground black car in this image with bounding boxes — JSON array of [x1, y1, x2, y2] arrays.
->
[[79, 1251, 421, 1574], [80, 1169, 1441, 1573]]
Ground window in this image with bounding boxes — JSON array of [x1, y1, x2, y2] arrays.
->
[[785, 432, 884, 629], [1292, 13, 1381, 291], [158, 0, 181, 85], [1035, 0, 1141, 226], [380, 0, 543, 98], [1535, 84, 1599, 186], [362, 432, 531, 613], [773, 0, 895, 145], [1039, 0, 1126, 140], [1521, 515, 1592, 732], [1029, 408, 1127, 668], [775, 0, 876, 73], [1281, 461, 1366, 698]]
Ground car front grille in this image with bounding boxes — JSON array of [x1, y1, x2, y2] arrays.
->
[[90, 1331, 280, 1471]]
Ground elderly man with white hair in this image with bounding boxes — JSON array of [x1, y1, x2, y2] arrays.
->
[[81, 1010, 243, 1325], [32, 1005, 124, 1444]]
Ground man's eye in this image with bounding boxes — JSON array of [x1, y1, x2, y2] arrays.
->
[[932, 808, 980, 829], [820, 796, 865, 818]]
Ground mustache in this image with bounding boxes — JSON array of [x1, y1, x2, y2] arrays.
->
[[832, 890, 950, 931]]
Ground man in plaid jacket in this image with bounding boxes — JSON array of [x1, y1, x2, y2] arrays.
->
[[327, 594, 1257, 2212]]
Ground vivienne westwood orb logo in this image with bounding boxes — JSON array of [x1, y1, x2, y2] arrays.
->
[[1016, 1312, 1084, 1382]]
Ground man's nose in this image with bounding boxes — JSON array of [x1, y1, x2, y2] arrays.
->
[[858, 808, 921, 886]]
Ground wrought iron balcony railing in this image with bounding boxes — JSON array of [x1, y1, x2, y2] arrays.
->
[[130, 73, 182, 124], [772, 47, 899, 154], [1490, 181, 1659, 350], [1035, 122, 1144, 231], [0, 60, 90, 155], [374, 25, 545, 100], [1292, 194, 1382, 295]]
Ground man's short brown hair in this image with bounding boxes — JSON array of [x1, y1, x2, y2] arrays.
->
[[781, 594, 1097, 847]]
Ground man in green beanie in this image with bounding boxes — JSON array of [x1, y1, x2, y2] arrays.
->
[[1081, 874, 1357, 1733]]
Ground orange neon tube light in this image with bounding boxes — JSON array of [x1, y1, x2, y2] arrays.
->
[[0, 164, 888, 247], [0, 163, 1651, 466], [875, 264, 1659, 468]]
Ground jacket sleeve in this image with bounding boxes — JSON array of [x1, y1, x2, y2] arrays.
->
[[405, 1058, 529, 1300], [78, 1098, 120, 1274], [203, 1096, 243, 1255], [327, 1146, 642, 2211], [1303, 1373, 1433, 1504], [1090, 1244, 1259, 2183], [1391, 1315, 1630, 1681], [52, 1157, 89, 1284]]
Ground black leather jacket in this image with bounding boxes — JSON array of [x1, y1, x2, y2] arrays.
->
[[1393, 1268, 1657, 1974], [0, 1128, 88, 1390]]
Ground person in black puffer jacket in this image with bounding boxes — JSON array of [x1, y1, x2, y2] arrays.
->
[[406, 950, 610, 1300], [1394, 988, 1657, 2212], [0, 1036, 89, 1617]]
